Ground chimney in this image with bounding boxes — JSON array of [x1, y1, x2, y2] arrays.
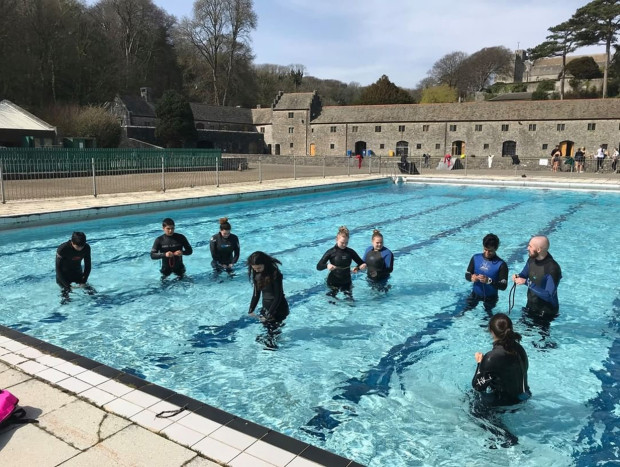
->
[[140, 87, 152, 102]]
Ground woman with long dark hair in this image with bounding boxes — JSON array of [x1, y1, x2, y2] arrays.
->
[[472, 313, 530, 405]]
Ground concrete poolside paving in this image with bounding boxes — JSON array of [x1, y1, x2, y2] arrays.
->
[[1, 171, 619, 467]]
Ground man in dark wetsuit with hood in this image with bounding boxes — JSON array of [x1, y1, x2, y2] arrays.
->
[[513, 235, 562, 319], [465, 233, 508, 314], [150, 218, 193, 277], [56, 231, 92, 299]]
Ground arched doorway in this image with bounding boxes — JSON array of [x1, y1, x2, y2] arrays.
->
[[396, 141, 409, 158], [451, 140, 465, 156], [355, 141, 367, 156], [502, 141, 517, 157], [559, 140, 574, 156]]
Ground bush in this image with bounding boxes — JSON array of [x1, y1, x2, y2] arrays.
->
[[76, 106, 122, 148]]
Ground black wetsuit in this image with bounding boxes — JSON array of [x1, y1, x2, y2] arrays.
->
[[472, 341, 530, 406], [209, 233, 240, 269], [362, 246, 394, 281], [316, 245, 365, 293], [56, 241, 91, 289], [150, 233, 193, 276], [517, 253, 561, 318], [249, 270, 289, 323]]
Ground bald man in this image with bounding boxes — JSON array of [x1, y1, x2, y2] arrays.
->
[[513, 236, 562, 318]]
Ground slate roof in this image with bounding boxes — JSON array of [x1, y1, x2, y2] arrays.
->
[[489, 92, 533, 101], [119, 95, 156, 118], [190, 103, 253, 124], [0, 100, 56, 132], [251, 108, 273, 125], [311, 99, 620, 124], [273, 92, 315, 110]]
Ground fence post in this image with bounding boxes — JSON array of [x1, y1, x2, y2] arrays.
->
[[323, 156, 326, 178], [161, 155, 166, 192], [259, 157, 262, 183], [91, 157, 97, 197], [0, 160, 5, 204], [216, 157, 220, 187], [293, 155, 297, 180]]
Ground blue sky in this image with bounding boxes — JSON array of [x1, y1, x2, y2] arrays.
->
[[131, 0, 606, 88]]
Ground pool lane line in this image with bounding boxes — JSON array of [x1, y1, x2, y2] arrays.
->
[[573, 295, 620, 466], [301, 201, 587, 440]]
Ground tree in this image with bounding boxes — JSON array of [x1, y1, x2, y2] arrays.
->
[[155, 90, 197, 147], [427, 51, 468, 88], [289, 64, 305, 91], [566, 56, 604, 79], [420, 84, 458, 103], [571, 0, 620, 98], [76, 106, 122, 148], [176, 0, 257, 105], [357, 75, 414, 105], [457, 46, 514, 97], [528, 21, 579, 100]]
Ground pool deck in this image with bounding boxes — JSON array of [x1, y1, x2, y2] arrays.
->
[[1, 171, 619, 467]]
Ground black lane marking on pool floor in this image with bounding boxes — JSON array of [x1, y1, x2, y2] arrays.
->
[[0, 324, 358, 467], [301, 201, 586, 441]]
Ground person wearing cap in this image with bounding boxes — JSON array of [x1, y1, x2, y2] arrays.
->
[[56, 231, 92, 297]]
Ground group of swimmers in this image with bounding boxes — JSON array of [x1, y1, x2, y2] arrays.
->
[[56, 223, 561, 418]]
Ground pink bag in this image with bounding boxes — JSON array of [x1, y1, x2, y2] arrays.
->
[[0, 389, 37, 428]]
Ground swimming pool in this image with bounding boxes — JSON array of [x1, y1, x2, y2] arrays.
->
[[0, 183, 618, 466]]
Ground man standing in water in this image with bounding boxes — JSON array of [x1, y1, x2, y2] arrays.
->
[[465, 233, 508, 314], [56, 231, 92, 302], [151, 218, 193, 278]]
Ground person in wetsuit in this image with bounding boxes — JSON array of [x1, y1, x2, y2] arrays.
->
[[513, 235, 562, 319], [247, 251, 289, 349], [56, 231, 92, 300], [150, 218, 193, 277], [465, 233, 508, 314], [362, 229, 394, 290], [210, 217, 240, 272], [316, 226, 365, 298]]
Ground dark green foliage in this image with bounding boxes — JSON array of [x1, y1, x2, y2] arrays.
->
[[155, 90, 197, 148], [566, 56, 604, 79], [532, 80, 556, 100], [357, 75, 414, 105]]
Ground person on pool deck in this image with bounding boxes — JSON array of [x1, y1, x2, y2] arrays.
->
[[150, 218, 193, 277], [316, 226, 365, 298], [362, 229, 394, 289], [210, 217, 240, 272], [56, 231, 92, 298], [512, 235, 561, 319], [465, 233, 508, 314], [472, 313, 531, 406]]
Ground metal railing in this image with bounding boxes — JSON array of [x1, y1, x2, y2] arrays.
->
[[0, 150, 396, 203]]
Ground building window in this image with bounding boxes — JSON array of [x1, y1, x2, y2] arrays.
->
[[416, 143, 422, 149], [557, 123, 565, 131], [375, 126, 382, 132], [542, 144, 548, 150], [587, 123, 596, 131], [351, 126, 358, 132], [260, 127, 265, 133], [501, 124, 509, 131], [288, 127, 294, 134], [380, 144, 385, 149], [330, 143, 335, 149], [528, 124, 536, 131], [449, 125, 457, 131], [435, 143, 441, 150], [196, 123, 204, 130], [288, 112, 294, 118], [399, 125, 405, 132], [290, 143, 294, 148], [330, 126, 337, 133], [483, 143, 489, 149], [423, 125, 429, 132], [475, 125, 482, 132]]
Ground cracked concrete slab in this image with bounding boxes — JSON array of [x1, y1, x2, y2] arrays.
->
[[0, 423, 79, 467]]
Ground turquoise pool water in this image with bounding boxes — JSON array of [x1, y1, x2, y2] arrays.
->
[[1, 183, 618, 466]]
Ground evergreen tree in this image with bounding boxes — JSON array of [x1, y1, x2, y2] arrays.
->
[[357, 75, 413, 105], [155, 90, 197, 148]]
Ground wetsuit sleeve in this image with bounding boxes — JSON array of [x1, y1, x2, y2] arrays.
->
[[350, 249, 365, 267], [472, 352, 498, 392], [232, 236, 240, 264], [181, 235, 193, 256], [209, 235, 218, 262], [465, 256, 475, 282], [384, 249, 394, 273], [517, 262, 529, 279], [494, 261, 508, 291], [55, 246, 70, 288], [264, 273, 285, 320], [249, 282, 261, 314], [151, 237, 164, 260], [527, 273, 559, 304], [316, 248, 333, 271], [362, 246, 372, 262], [80, 245, 91, 283]]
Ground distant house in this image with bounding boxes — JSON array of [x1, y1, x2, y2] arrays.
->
[[0, 100, 56, 147]]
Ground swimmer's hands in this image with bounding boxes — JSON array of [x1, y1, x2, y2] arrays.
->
[[475, 352, 483, 363], [513, 274, 526, 285], [165, 250, 183, 257], [359, 264, 367, 271], [471, 274, 490, 283], [327, 264, 336, 271], [351, 266, 360, 273]]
